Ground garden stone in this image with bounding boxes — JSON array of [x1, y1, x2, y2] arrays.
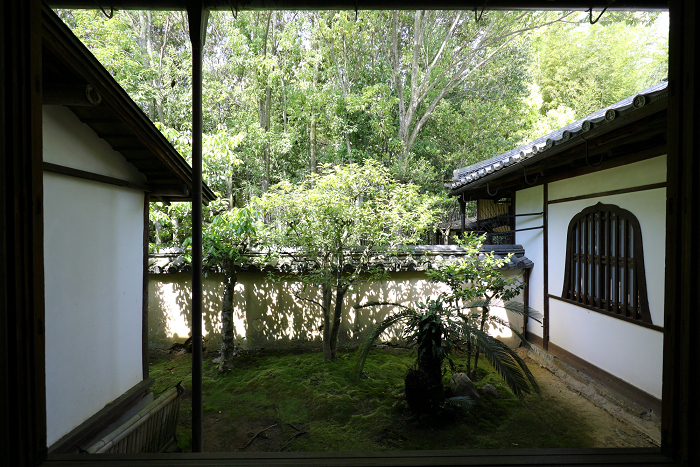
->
[[449, 373, 480, 404], [480, 384, 499, 399]]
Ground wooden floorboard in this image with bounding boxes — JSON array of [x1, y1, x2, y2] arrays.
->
[[43, 448, 675, 466]]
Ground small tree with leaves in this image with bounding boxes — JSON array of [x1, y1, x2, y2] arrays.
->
[[256, 160, 438, 360], [188, 206, 259, 372], [355, 233, 539, 406], [427, 234, 527, 379]]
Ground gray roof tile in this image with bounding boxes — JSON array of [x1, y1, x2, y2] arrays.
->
[[450, 81, 668, 192]]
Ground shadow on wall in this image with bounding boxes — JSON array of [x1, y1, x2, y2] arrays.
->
[[148, 269, 527, 351]]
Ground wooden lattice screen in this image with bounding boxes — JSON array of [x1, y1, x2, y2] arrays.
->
[[561, 202, 652, 324]]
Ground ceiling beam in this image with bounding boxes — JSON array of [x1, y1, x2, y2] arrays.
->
[[45, 1, 669, 12]]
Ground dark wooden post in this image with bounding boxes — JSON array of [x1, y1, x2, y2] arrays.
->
[[186, 0, 208, 454], [1, 0, 47, 464], [663, 1, 700, 464], [459, 194, 466, 239], [542, 183, 549, 351]]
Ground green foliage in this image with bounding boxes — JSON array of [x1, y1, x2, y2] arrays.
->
[[200, 206, 259, 266], [257, 159, 439, 285], [256, 160, 439, 359], [58, 8, 668, 248], [354, 234, 540, 402], [522, 12, 668, 139], [150, 349, 599, 451]]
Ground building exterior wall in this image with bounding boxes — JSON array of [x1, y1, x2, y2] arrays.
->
[[43, 106, 146, 446], [148, 269, 526, 351], [515, 186, 545, 338], [516, 155, 666, 399]]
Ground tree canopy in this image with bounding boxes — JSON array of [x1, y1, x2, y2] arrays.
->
[[54, 8, 668, 250], [256, 160, 439, 359]]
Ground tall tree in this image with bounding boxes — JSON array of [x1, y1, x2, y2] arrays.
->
[[389, 10, 571, 162], [256, 161, 438, 360]]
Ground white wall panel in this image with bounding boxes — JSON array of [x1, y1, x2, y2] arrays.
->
[[549, 300, 663, 398], [43, 107, 145, 446], [549, 155, 666, 201], [42, 105, 146, 183], [515, 186, 545, 337], [545, 158, 666, 400]]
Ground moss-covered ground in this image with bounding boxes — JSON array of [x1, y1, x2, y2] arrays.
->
[[149, 347, 598, 452]]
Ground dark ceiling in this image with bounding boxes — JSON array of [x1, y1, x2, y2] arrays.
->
[[46, 1, 669, 12]]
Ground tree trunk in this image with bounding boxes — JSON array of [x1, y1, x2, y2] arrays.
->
[[471, 306, 490, 380], [328, 285, 348, 360], [260, 87, 272, 193], [219, 261, 238, 372], [321, 283, 333, 360], [309, 117, 317, 173]]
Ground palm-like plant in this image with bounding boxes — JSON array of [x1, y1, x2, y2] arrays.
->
[[353, 234, 541, 403]]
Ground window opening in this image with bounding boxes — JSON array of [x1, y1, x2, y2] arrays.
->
[[562, 202, 652, 324]]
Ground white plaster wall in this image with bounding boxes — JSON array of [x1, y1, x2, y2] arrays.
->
[[42, 105, 146, 183], [549, 301, 664, 398], [515, 185, 545, 338], [548, 155, 666, 201], [149, 269, 527, 351], [546, 156, 666, 399], [43, 107, 145, 446]]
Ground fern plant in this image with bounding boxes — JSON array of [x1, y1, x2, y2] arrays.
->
[[353, 233, 541, 402]]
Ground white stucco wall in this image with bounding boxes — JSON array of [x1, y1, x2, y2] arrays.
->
[[149, 269, 526, 351], [516, 156, 666, 399], [515, 186, 545, 338], [43, 106, 146, 446]]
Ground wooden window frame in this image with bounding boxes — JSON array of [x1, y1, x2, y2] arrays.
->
[[5, 0, 700, 466], [561, 202, 653, 325]]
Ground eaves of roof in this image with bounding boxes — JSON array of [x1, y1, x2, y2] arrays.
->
[[41, 5, 216, 204], [149, 244, 534, 274], [448, 81, 669, 198], [45, 1, 669, 12]]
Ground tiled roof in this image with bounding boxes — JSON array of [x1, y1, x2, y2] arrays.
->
[[149, 244, 534, 274], [449, 81, 668, 193]]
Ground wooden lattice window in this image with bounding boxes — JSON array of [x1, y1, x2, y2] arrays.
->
[[561, 202, 652, 324]]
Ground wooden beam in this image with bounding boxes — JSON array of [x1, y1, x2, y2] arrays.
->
[[44, 0, 670, 11], [543, 183, 549, 350], [548, 182, 668, 205], [43, 162, 149, 191], [47, 379, 154, 454], [43, 83, 102, 106], [663, 1, 700, 464], [187, 0, 208, 453], [1, 1, 47, 465], [142, 194, 149, 380]]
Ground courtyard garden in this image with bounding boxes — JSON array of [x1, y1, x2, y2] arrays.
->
[[148, 346, 657, 452]]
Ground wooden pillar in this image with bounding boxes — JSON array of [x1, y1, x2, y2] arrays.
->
[[1, 0, 47, 465], [459, 194, 466, 238], [187, 0, 208, 454], [662, 1, 700, 464], [542, 183, 549, 350], [142, 194, 150, 380]]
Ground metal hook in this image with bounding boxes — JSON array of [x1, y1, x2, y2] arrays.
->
[[230, 1, 239, 20], [94, 1, 114, 19], [486, 182, 499, 197], [589, 4, 610, 25], [474, 1, 488, 22], [523, 167, 539, 186]]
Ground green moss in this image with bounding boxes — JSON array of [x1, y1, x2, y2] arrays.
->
[[149, 348, 596, 452]]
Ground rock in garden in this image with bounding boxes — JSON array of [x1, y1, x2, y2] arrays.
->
[[480, 384, 499, 399], [449, 373, 480, 404]]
